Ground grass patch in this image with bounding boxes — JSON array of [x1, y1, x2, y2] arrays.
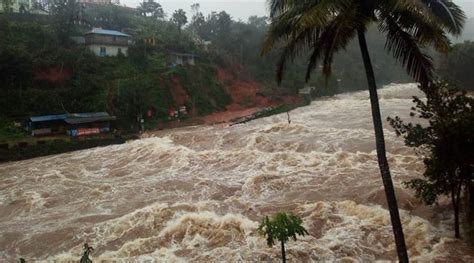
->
[[0, 119, 27, 143]]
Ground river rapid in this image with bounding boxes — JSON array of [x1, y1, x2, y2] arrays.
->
[[1, 84, 473, 262]]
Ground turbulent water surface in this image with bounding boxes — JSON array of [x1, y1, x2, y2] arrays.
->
[[1, 84, 473, 262]]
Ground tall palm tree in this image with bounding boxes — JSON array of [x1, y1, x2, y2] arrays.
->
[[262, 0, 465, 262]]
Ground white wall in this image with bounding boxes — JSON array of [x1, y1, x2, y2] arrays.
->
[[87, 44, 128, 57]]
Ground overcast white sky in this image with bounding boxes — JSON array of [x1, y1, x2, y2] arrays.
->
[[120, 0, 474, 21]]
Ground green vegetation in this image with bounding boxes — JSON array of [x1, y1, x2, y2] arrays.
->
[[171, 9, 187, 32], [137, 0, 164, 19], [0, 2, 230, 138], [80, 243, 94, 263], [438, 41, 474, 91], [389, 81, 474, 239], [262, 1, 465, 261], [0, 119, 25, 141], [173, 65, 231, 115], [1, 0, 451, 142], [258, 213, 308, 263], [187, 5, 412, 94], [0, 136, 127, 162]]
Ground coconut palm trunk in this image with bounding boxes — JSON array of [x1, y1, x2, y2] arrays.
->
[[357, 28, 409, 262], [280, 240, 286, 263]]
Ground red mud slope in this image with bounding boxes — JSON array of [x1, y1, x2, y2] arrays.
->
[[217, 68, 273, 111], [163, 65, 301, 126]]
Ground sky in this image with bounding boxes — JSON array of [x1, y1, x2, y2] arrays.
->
[[120, 0, 474, 22]]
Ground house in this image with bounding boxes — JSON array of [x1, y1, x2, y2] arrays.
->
[[85, 28, 131, 57], [27, 112, 116, 137], [170, 52, 197, 66]]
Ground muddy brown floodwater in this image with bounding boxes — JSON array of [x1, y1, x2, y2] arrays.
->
[[1, 84, 473, 262]]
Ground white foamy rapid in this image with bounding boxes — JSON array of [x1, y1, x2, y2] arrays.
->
[[1, 84, 473, 262]]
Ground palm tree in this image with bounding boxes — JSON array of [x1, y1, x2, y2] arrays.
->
[[262, 1, 465, 262]]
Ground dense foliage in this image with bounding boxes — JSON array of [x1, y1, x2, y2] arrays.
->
[[0, 2, 229, 135], [389, 81, 474, 239], [187, 5, 412, 94], [0, 18, 106, 117], [1, 0, 464, 138], [438, 41, 474, 91]]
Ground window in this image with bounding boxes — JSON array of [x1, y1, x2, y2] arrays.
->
[[117, 48, 122, 55], [100, 47, 106, 56]]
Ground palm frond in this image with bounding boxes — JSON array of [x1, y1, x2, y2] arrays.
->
[[268, 0, 290, 18], [275, 28, 321, 84], [383, 0, 466, 36], [422, 0, 466, 36], [379, 8, 451, 53], [306, 5, 361, 82], [380, 15, 434, 87], [263, 0, 349, 55]]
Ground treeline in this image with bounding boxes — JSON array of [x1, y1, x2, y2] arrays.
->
[[2, 0, 464, 138], [184, 5, 412, 94], [438, 41, 474, 91], [0, 0, 233, 138]]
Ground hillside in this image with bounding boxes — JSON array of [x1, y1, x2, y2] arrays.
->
[[453, 17, 474, 43], [0, 1, 426, 140]]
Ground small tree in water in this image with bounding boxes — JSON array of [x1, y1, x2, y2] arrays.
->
[[388, 81, 474, 239], [258, 212, 308, 263], [80, 243, 94, 263]]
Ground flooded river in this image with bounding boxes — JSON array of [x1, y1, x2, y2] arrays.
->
[[1, 84, 473, 262]]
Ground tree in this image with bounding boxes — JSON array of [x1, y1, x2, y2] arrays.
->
[[80, 243, 94, 263], [258, 213, 308, 263], [31, 0, 47, 11], [1, 0, 14, 13], [48, 0, 81, 45], [263, 1, 465, 262], [388, 81, 474, 239], [189, 3, 205, 38], [171, 9, 187, 32], [138, 0, 164, 19], [438, 41, 474, 91], [248, 16, 268, 29], [190, 3, 200, 18], [83, 3, 134, 30]]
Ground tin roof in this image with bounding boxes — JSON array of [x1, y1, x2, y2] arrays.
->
[[65, 115, 116, 124], [30, 112, 116, 124], [30, 114, 67, 122], [85, 28, 131, 37]]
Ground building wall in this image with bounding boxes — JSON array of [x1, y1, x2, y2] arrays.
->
[[87, 44, 128, 57], [85, 34, 129, 46], [172, 55, 196, 66]]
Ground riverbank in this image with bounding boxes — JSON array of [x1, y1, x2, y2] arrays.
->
[[0, 102, 305, 163], [0, 135, 132, 163]]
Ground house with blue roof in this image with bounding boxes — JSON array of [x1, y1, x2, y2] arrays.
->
[[85, 28, 131, 57]]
